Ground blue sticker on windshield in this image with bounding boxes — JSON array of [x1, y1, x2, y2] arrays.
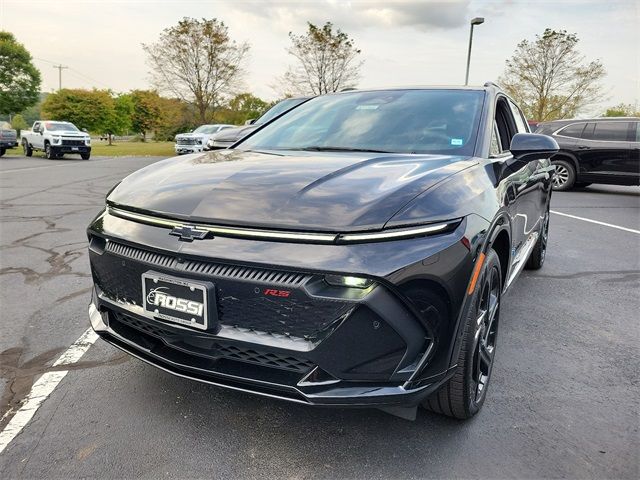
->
[[451, 138, 463, 146]]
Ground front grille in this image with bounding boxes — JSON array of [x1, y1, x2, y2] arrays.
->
[[182, 259, 309, 287], [107, 241, 177, 268], [62, 139, 85, 146], [111, 312, 315, 373], [92, 241, 353, 340], [176, 138, 200, 145]]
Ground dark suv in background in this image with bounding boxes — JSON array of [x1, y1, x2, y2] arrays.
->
[[536, 117, 640, 190]]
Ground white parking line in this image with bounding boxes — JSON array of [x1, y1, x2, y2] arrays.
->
[[551, 210, 640, 235], [0, 328, 98, 455]]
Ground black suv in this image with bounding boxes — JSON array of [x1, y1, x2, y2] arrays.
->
[[536, 117, 640, 190]]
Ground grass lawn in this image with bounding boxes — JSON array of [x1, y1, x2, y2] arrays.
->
[[90, 141, 175, 157]]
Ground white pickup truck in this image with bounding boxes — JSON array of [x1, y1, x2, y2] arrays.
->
[[21, 121, 91, 159]]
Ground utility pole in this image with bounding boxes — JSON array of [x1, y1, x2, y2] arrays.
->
[[53, 64, 68, 91]]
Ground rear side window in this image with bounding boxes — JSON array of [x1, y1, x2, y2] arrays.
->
[[584, 122, 631, 141], [508, 100, 528, 133], [557, 123, 587, 138]]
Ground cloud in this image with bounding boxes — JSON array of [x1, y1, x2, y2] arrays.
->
[[230, 0, 471, 32]]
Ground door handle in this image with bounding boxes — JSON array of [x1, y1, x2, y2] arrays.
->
[[578, 146, 590, 149]]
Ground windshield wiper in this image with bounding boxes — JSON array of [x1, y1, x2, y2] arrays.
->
[[297, 146, 395, 154]]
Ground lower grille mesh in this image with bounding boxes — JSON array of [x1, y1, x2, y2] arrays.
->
[[111, 312, 315, 373]]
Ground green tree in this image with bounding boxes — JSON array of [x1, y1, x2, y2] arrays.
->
[[104, 94, 134, 145], [499, 29, 605, 121], [282, 22, 363, 95], [11, 113, 28, 136], [219, 93, 269, 124], [0, 32, 41, 115], [130, 90, 162, 141], [155, 96, 194, 141], [41, 89, 113, 132], [603, 103, 640, 117], [143, 18, 250, 123]]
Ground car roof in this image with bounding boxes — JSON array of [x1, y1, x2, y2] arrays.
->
[[330, 85, 490, 94], [540, 117, 640, 126]]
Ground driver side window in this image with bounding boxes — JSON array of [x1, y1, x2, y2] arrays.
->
[[491, 97, 518, 157]]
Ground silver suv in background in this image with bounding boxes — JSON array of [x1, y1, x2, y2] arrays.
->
[[174, 124, 235, 155]]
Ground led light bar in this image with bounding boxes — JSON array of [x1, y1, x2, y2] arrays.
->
[[107, 207, 456, 244], [107, 207, 338, 243], [337, 222, 451, 243]]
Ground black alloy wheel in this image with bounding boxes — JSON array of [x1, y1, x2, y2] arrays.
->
[[471, 261, 501, 405], [423, 248, 502, 419]]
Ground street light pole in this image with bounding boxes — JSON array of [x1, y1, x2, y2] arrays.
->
[[464, 17, 484, 86]]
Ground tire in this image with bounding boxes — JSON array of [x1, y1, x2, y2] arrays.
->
[[81, 153, 90, 160], [525, 207, 549, 270], [45, 142, 54, 160], [422, 249, 502, 419], [0, 148, 5, 157], [551, 159, 576, 191], [22, 140, 33, 157]]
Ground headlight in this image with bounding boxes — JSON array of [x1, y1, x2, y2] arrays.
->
[[196, 138, 202, 145], [324, 275, 373, 289], [85, 137, 91, 145], [52, 136, 61, 144]]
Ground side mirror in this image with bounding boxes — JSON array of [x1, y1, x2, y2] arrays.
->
[[509, 133, 558, 159], [82, 128, 88, 133], [245, 118, 256, 125]]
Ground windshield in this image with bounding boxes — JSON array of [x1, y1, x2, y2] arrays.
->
[[193, 125, 220, 134], [239, 89, 484, 155], [45, 122, 79, 132], [255, 97, 307, 125]]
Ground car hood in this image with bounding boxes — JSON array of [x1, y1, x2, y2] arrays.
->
[[54, 131, 88, 137], [176, 133, 206, 139], [213, 125, 257, 143], [108, 149, 476, 232]]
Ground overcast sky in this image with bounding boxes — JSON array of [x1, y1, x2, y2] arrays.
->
[[1, 0, 638, 114]]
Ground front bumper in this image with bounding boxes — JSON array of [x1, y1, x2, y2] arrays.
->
[[87, 211, 481, 407], [0, 140, 18, 148], [52, 144, 91, 154], [89, 300, 442, 407], [175, 144, 204, 154]]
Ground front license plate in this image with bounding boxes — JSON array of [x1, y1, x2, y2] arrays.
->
[[142, 272, 211, 330], [71, 147, 79, 151]]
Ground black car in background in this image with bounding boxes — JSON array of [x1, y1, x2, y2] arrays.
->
[[88, 84, 558, 420], [536, 117, 640, 190], [208, 96, 310, 150]]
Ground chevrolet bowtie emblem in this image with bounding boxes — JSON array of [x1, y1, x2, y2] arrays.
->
[[170, 224, 210, 242]]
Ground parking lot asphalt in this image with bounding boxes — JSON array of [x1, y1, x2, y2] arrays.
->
[[0, 152, 638, 479]]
